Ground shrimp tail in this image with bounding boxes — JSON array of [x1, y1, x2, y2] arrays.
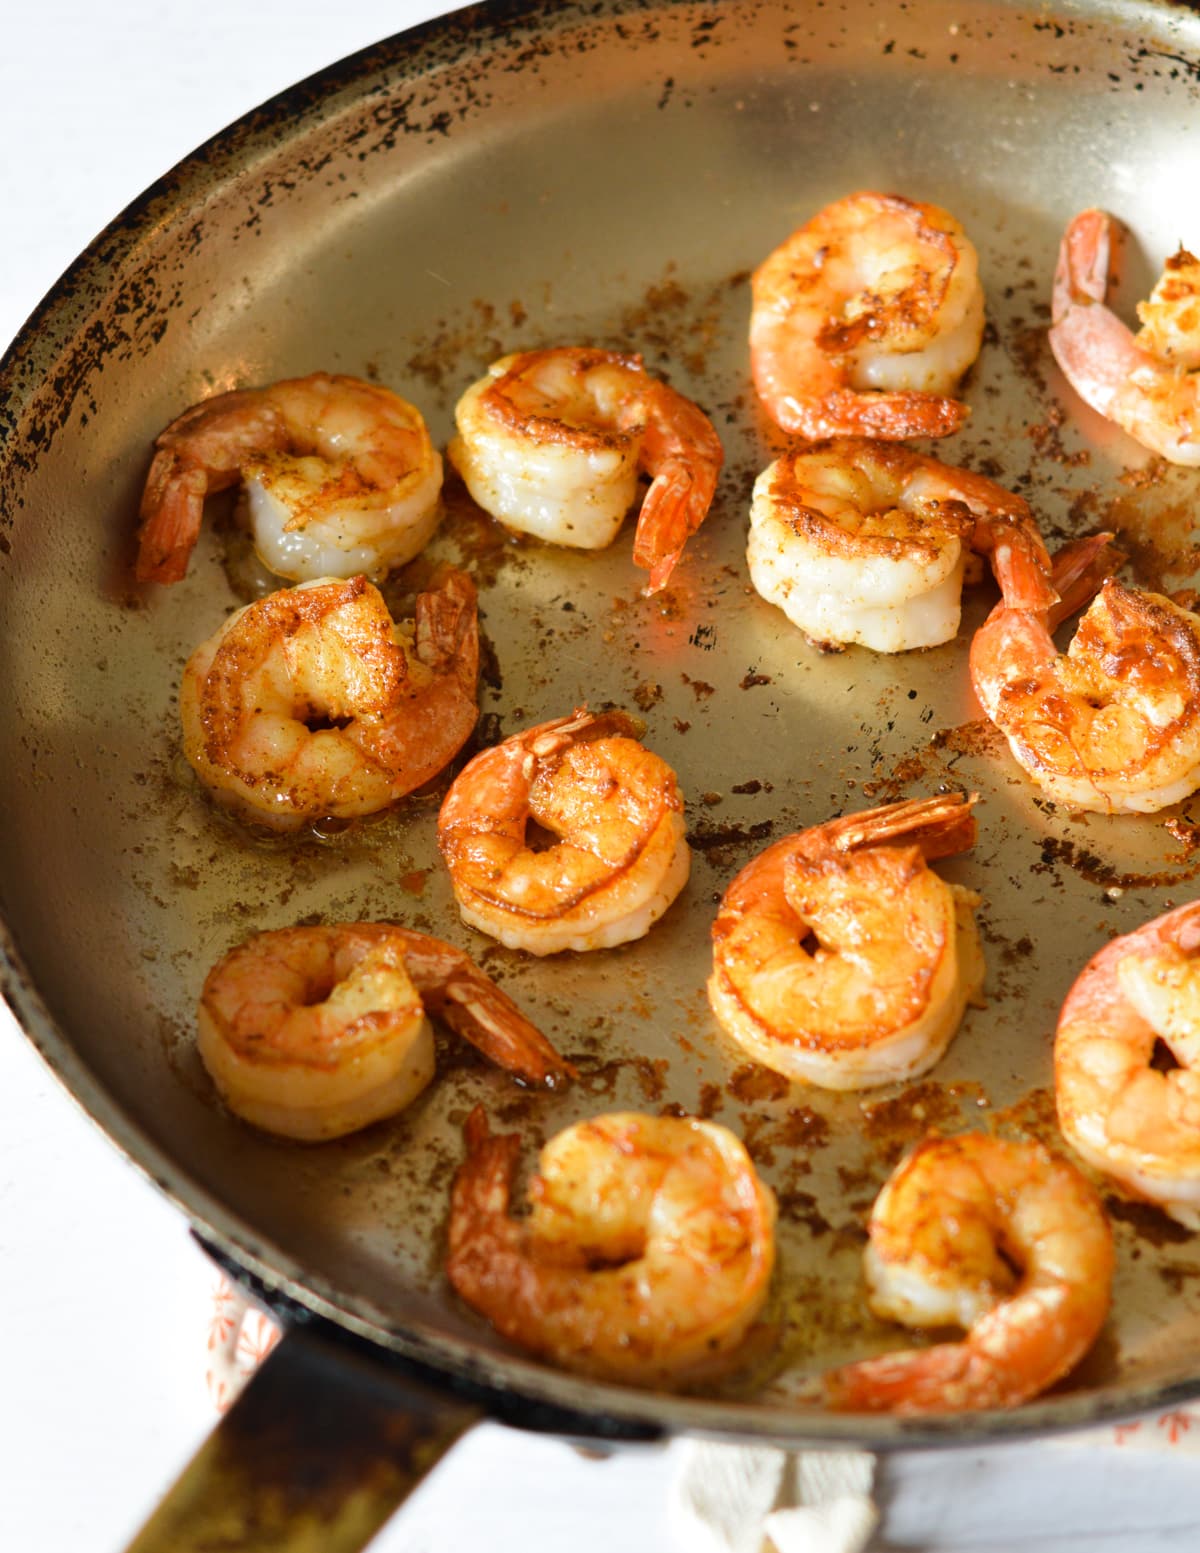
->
[[974, 508, 1057, 614], [523, 706, 644, 761], [363, 567, 480, 790], [391, 930, 576, 1089], [629, 382, 723, 592], [823, 1343, 983, 1414], [415, 566, 480, 691], [632, 462, 701, 592], [1045, 532, 1121, 629], [788, 388, 971, 442], [1048, 210, 1143, 422], [821, 792, 979, 862], [448, 1106, 522, 1254], [135, 453, 211, 584], [1053, 208, 1117, 320], [633, 443, 722, 594]]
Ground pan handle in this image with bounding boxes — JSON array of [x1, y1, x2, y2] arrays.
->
[[124, 1324, 484, 1553]]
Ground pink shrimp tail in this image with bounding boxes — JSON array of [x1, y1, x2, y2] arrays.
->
[[821, 792, 978, 863], [135, 454, 209, 583], [633, 462, 712, 591], [1045, 532, 1121, 629], [1048, 210, 1140, 419], [448, 1107, 520, 1254], [824, 1341, 988, 1414], [760, 385, 970, 442], [984, 520, 1057, 613], [631, 391, 723, 592], [1052, 208, 1116, 322]]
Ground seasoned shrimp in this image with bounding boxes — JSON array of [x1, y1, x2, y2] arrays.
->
[[1048, 209, 1200, 465], [447, 347, 723, 592], [197, 923, 575, 1141], [438, 708, 690, 955], [136, 372, 443, 584], [180, 568, 478, 832], [820, 1134, 1114, 1414], [1056, 901, 1200, 1228], [446, 1108, 776, 1385], [970, 533, 1200, 813], [749, 192, 985, 440], [746, 439, 1055, 653], [708, 794, 985, 1090]]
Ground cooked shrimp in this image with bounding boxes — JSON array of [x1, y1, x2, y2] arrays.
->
[[1056, 901, 1200, 1228], [180, 568, 478, 832], [708, 794, 985, 1090], [971, 533, 1200, 813], [437, 708, 690, 955], [749, 192, 985, 440], [447, 347, 723, 592], [197, 923, 575, 1141], [746, 439, 1055, 653], [446, 1107, 776, 1385], [1048, 209, 1200, 465], [820, 1133, 1114, 1413], [136, 372, 443, 584]]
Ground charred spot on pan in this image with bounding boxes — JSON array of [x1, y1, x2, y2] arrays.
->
[[728, 1064, 790, 1104], [1037, 834, 1200, 894], [738, 1106, 830, 1170], [1159, 1260, 1200, 1296], [776, 1188, 832, 1238], [858, 1081, 968, 1156], [695, 1083, 724, 1119], [1105, 1194, 1194, 1246], [687, 819, 773, 850]]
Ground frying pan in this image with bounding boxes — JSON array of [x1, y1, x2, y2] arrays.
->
[[5, 0, 1200, 1545]]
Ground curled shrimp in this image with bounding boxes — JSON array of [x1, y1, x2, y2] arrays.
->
[[1048, 209, 1200, 465], [746, 439, 1055, 653], [446, 1107, 776, 1385], [820, 1133, 1114, 1414], [970, 533, 1200, 813], [437, 708, 690, 955], [136, 372, 443, 584], [447, 347, 723, 592], [749, 192, 985, 440], [708, 794, 985, 1090], [197, 923, 575, 1141], [1056, 901, 1200, 1228], [180, 568, 478, 832]]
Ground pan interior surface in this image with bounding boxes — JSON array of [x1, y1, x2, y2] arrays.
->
[[3, 0, 1200, 1442]]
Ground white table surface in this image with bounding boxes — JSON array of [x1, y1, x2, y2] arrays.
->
[[5, 4, 1200, 1551]]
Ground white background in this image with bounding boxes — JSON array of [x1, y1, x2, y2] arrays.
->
[[5, 4, 1200, 1550]]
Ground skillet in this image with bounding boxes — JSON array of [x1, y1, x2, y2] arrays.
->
[[4, 0, 1200, 1545]]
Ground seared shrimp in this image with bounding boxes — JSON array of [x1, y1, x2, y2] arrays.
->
[[438, 708, 690, 955], [821, 1134, 1114, 1413], [447, 348, 723, 592], [1048, 209, 1200, 465], [970, 534, 1200, 813], [1056, 901, 1200, 1228], [749, 192, 985, 440], [708, 794, 985, 1090], [180, 569, 478, 832], [446, 1108, 776, 1385], [746, 439, 1054, 653], [136, 373, 443, 583], [197, 923, 575, 1141]]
